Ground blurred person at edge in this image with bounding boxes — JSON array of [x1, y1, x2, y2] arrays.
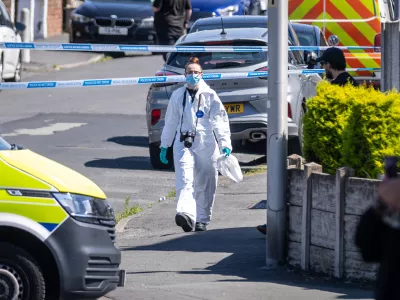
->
[[355, 160, 400, 300], [159, 57, 232, 233], [255, 47, 359, 236], [152, 0, 192, 62]]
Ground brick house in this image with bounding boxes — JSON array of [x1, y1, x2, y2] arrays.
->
[[3, 0, 64, 39]]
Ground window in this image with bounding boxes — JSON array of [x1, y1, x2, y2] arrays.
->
[[288, 51, 296, 65], [0, 137, 11, 150], [319, 31, 328, 47], [0, 4, 4, 26], [0, 2, 10, 25], [288, 41, 304, 65], [292, 50, 305, 65], [168, 41, 268, 70], [191, 23, 266, 33], [296, 31, 316, 46]]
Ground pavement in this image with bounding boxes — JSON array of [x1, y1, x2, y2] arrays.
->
[[22, 33, 105, 73], [102, 172, 375, 300]]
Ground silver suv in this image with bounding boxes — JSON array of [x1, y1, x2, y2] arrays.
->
[[145, 27, 321, 169]]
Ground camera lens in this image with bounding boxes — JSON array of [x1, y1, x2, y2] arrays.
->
[[184, 137, 193, 148]]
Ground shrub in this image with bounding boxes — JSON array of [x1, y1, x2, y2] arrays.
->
[[342, 88, 400, 178], [303, 80, 400, 178], [303, 80, 358, 174]]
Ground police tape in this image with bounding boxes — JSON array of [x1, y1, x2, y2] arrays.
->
[[0, 42, 380, 53], [0, 68, 380, 90]]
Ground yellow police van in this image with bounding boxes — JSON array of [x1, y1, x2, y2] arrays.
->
[[0, 137, 125, 299]]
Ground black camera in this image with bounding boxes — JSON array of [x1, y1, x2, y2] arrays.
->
[[180, 131, 195, 148]]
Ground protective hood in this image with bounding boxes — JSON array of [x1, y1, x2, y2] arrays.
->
[[0, 150, 106, 199]]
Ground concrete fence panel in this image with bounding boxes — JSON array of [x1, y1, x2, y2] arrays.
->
[[286, 156, 379, 280]]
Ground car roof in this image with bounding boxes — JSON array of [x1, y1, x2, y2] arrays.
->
[[178, 27, 268, 44], [193, 15, 269, 25], [193, 16, 319, 32]]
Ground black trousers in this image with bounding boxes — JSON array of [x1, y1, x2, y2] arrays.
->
[[156, 32, 182, 62]]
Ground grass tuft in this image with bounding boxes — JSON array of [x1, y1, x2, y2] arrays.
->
[[115, 197, 142, 224]]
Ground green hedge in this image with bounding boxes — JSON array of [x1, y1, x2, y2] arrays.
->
[[303, 80, 400, 178]]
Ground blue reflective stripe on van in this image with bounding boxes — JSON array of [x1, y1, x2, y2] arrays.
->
[[39, 222, 58, 232]]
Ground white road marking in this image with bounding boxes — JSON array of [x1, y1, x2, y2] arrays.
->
[[2, 123, 87, 137]]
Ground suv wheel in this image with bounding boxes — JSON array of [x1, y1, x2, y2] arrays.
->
[[149, 143, 174, 170]]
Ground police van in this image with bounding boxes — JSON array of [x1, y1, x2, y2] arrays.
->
[[0, 137, 125, 299]]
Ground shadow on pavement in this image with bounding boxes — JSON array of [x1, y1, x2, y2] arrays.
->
[[107, 136, 149, 148], [85, 156, 172, 172], [233, 140, 267, 155], [239, 156, 267, 167], [122, 227, 373, 299]]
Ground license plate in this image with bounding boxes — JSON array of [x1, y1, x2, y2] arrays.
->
[[98, 27, 128, 36], [224, 103, 244, 114]]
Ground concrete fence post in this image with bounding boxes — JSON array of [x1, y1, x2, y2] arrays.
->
[[21, 8, 31, 64], [287, 154, 303, 169], [334, 167, 355, 278], [301, 162, 323, 271]]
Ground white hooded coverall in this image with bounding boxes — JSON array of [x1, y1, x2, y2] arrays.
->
[[160, 79, 232, 224]]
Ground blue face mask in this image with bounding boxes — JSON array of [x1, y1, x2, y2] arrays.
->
[[186, 74, 202, 86]]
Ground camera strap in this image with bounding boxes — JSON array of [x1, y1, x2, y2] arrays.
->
[[179, 90, 202, 136]]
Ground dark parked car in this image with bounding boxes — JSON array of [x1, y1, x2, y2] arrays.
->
[[68, 0, 156, 45], [187, 0, 251, 31]]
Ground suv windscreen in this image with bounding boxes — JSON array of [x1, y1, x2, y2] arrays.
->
[[0, 137, 11, 150], [191, 23, 265, 33], [167, 41, 268, 70]]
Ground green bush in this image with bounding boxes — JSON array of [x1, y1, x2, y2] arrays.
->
[[303, 80, 357, 174], [342, 89, 400, 178], [303, 80, 400, 178]]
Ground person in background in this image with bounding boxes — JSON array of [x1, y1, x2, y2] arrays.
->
[[152, 0, 192, 62], [355, 158, 400, 300], [316, 47, 358, 86], [159, 57, 232, 233], [256, 47, 358, 237]]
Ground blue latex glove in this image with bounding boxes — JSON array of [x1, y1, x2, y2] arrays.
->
[[222, 148, 231, 157], [160, 147, 168, 164]]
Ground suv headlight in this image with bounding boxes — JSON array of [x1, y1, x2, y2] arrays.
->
[[71, 13, 91, 23], [53, 193, 115, 225], [140, 17, 154, 28], [217, 5, 239, 16]]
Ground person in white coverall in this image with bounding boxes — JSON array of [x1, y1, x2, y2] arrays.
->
[[159, 56, 232, 233]]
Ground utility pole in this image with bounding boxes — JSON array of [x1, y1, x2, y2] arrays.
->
[[266, 0, 288, 268], [381, 0, 400, 92]]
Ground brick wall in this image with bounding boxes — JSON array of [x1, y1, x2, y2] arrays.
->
[[47, 0, 63, 37]]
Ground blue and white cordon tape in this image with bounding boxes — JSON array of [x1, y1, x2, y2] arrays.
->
[[0, 68, 380, 90], [0, 42, 380, 53]]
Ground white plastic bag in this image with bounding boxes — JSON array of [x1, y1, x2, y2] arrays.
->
[[217, 154, 243, 183]]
